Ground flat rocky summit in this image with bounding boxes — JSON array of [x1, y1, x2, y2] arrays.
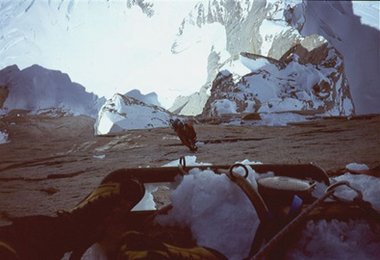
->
[[0, 113, 379, 224]]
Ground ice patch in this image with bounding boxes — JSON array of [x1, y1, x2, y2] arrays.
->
[[93, 154, 106, 159], [345, 163, 369, 171], [240, 55, 271, 71], [334, 173, 380, 211], [238, 159, 263, 165], [257, 112, 308, 126], [132, 184, 158, 211], [211, 99, 237, 116], [0, 130, 9, 144]]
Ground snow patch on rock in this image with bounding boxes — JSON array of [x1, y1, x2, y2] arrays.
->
[[0, 130, 9, 144], [203, 42, 354, 118]]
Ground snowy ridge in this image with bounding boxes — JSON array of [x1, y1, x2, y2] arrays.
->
[[202, 41, 354, 118], [0, 130, 8, 144], [95, 93, 171, 135], [0, 64, 104, 117]]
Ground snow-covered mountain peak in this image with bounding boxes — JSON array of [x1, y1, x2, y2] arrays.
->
[[125, 89, 161, 107], [95, 93, 171, 135]]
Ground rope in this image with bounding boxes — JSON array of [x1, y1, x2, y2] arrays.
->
[[251, 181, 379, 259]]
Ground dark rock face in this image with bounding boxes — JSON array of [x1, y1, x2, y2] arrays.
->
[[202, 70, 261, 117], [280, 43, 354, 114], [0, 64, 104, 118]]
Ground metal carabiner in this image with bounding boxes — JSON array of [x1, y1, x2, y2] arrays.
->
[[228, 163, 249, 180], [178, 156, 187, 175]]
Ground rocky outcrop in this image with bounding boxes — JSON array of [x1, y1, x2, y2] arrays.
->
[[280, 42, 354, 115], [95, 93, 171, 135], [202, 42, 355, 117], [202, 69, 260, 117]]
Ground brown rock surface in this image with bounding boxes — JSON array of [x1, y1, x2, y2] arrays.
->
[[0, 113, 379, 225]]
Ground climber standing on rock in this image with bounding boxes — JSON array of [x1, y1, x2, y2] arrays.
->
[[170, 118, 198, 152]]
